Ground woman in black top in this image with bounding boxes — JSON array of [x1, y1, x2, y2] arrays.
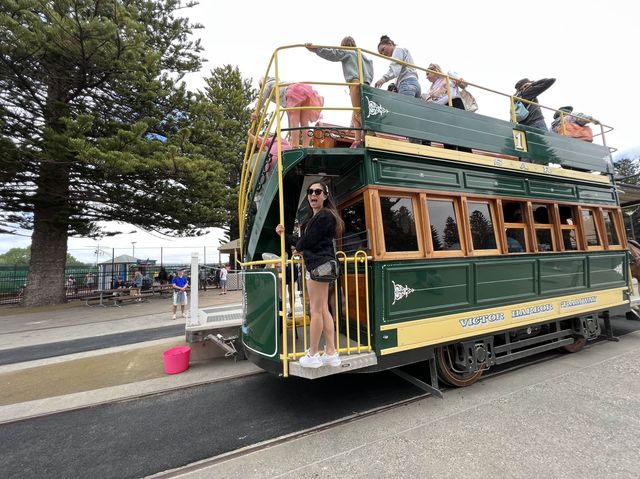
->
[[276, 181, 344, 368]]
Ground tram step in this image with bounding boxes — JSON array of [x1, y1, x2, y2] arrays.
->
[[288, 351, 377, 379]]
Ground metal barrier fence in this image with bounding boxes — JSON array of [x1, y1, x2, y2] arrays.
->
[[0, 264, 238, 305]]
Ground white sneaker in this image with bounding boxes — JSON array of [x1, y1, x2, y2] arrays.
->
[[172, 314, 176, 320], [298, 350, 322, 369], [321, 352, 341, 367]]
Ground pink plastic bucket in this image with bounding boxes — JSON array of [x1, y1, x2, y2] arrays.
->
[[163, 346, 191, 374]]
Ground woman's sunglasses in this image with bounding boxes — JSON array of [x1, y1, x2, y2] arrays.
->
[[307, 188, 326, 196]]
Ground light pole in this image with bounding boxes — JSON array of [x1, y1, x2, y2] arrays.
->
[[131, 241, 137, 258]]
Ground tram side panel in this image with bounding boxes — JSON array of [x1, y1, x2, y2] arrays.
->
[[241, 269, 281, 371], [370, 252, 630, 359]]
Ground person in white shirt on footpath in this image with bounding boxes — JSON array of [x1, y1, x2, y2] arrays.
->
[[219, 265, 228, 295], [171, 269, 189, 320]]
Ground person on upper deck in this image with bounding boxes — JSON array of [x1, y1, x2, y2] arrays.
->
[[423, 63, 464, 109], [422, 63, 472, 152], [374, 35, 421, 98], [252, 77, 324, 149], [247, 131, 292, 176], [306, 37, 374, 149], [513, 77, 556, 131], [550, 106, 595, 142]]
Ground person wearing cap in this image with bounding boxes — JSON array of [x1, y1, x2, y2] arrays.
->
[[513, 77, 556, 131], [551, 105, 595, 142], [171, 269, 189, 320]]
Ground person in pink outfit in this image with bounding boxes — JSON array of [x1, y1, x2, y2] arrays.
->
[[253, 77, 324, 148], [247, 131, 292, 175]]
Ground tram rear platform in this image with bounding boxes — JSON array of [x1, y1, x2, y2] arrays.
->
[[0, 293, 639, 477]]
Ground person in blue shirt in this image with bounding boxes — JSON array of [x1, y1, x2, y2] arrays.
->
[[171, 269, 189, 320]]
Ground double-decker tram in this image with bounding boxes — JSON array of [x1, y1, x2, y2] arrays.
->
[[239, 44, 632, 392]]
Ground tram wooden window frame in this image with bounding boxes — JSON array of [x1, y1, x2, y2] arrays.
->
[[601, 207, 624, 250], [423, 195, 466, 258], [376, 190, 425, 258], [556, 204, 582, 251], [578, 206, 605, 251], [530, 202, 558, 253], [498, 199, 530, 254], [464, 198, 501, 256]]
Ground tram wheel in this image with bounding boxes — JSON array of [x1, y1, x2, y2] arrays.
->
[[561, 336, 586, 353], [435, 346, 484, 388]]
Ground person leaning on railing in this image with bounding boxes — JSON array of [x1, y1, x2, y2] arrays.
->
[[252, 77, 324, 148], [306, 37, 374, 149], [374, 35, 421, 98], [550, 106, 595, 142]]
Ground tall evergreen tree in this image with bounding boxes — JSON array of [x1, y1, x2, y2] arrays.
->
[[0, 1, 228, 306], [614, 158, 639, 185], [192, 65, 255, 243]]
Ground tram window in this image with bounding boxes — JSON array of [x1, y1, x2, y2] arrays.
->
[[502, 201, 527, 253], [380, 196, 419, 252], [559, 205, 575, 225], [502, 201, 524, 223], [532, 204, 551, 224], [532, 203, 556, 252], [536, 229, 554, 252], [427, 199, 461, 251], [562, 229, 579, 250], [603, 210, 620, 246], [581, 209, 601, 247], [505, 228, 525, 252], [467, 201, 497, 250], [341, 200, 368, 253]]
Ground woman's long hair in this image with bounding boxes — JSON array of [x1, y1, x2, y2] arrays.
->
[[306, 180, 344, 237]]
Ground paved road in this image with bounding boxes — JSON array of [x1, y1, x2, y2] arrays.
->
[[0, 372, 421, 479]]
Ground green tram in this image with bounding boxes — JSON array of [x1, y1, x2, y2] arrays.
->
[[239, 45, 631, 391]]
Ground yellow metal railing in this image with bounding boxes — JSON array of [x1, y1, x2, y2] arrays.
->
[[281, 252, 372, 367]]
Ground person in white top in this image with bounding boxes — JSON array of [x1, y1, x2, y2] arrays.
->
[[374, 35, 421, 98], [219, 266, 228, 295]]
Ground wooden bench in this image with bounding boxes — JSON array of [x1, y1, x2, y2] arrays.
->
[[112, 290, 152, 306], [151, 284, 174, 296], [85, 288, 149, 307]]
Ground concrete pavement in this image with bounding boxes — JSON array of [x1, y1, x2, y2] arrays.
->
[[0, 289, 261, 424]]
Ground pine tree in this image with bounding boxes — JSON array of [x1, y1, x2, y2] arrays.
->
[[614, 158, 639, 185], [193, 65, 255, 244], [0, 1, 228, 306]]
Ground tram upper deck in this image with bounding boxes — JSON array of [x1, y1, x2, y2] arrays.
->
[[240, 45, 616, 264]]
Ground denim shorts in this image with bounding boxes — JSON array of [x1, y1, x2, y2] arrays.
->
[[398, 76, 422, 98]]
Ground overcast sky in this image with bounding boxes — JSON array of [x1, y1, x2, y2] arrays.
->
[[2, 0, 638, 263]]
